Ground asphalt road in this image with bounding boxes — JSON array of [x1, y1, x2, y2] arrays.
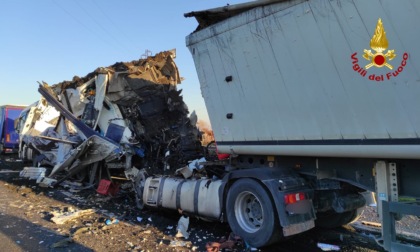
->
[[0, 179, 92, 252]]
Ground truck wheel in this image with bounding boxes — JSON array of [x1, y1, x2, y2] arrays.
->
[[315, 208, 363, 228], [226, 178, 280, 248]]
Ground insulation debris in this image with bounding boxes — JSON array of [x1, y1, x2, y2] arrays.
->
[[175, 215, 190, 239], [50, 208, 96, 225]]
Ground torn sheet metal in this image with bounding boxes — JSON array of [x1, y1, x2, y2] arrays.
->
[[49, 135, 119, 177], [24, 50, 203, 189], [38, 84, 103, 140], [94, 73, 108, 111]]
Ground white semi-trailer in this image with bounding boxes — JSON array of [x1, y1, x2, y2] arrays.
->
[[186, 0, 420, 159], [142, 0, 420, 250]]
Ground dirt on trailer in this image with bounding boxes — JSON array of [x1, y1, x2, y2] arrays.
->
[[3, 155, 419, 252]]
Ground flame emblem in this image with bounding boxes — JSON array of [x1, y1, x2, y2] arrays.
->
[[363, 18, 396, 69]]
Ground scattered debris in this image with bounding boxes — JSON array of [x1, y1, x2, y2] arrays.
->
[[317, 242, 340, 251], [61, 180, 84, 189], [206, 241, 221, 252], [169, 240, 191, 247], [50, 237, 73, 248], [175, 215, 190, 239], [105, 218, 119, 225], [0, 160, 406, 252], [38, 177, 57, 188], [19, 167, 46, 181], [72, 227, 91, 237], [96, 179, 119, 196], [207, 232, 242, 252], [188, 157, 206, 171], [175, 157, 206, 178], [361, 221, 382, 227], [50, 208, 96, 225], [175, 166, 193, 179]]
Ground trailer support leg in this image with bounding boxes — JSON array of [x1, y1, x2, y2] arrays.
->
[[374, 161, 398, 222]]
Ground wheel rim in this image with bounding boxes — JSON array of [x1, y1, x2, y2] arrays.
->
[[234, 191, 263, 233]]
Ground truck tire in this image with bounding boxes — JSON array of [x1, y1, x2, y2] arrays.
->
[[315, 208, 363, 228], [226, 178, 280, 248], [22, 144, 35, 163]]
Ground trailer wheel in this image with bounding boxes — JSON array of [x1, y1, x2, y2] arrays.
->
[[226, 178, 280, 248], [315, 208, 363, 228]]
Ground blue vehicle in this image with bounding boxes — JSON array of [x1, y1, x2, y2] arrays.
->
[[0, 105, 26, 153]]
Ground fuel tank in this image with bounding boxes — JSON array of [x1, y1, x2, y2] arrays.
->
[[143, 176, 223, 220]]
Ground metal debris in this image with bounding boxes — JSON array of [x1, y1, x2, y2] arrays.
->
[[19, 167, 46, 181]]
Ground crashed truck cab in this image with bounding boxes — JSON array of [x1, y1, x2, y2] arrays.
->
[[16, 99, 61, 165], [20, 50, 203, 191], [17, 77, 133, 169]]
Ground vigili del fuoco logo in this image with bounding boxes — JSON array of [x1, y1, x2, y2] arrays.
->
[[351, 18, 408, 82]]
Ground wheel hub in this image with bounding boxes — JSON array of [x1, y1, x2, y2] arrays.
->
[[249, 199, 263, 220], [235, 191, 264, 232]]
